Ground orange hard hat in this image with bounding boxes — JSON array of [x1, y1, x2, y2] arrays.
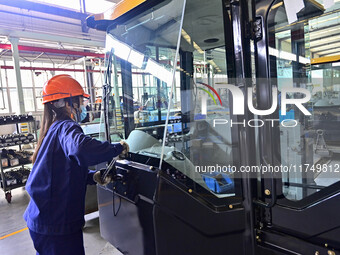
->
[[42, 74, 90, 104]]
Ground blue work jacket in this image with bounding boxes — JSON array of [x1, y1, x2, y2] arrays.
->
[[24, 119, 123, 235]]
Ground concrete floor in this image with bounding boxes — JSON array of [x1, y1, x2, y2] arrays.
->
[[0, 188, 122, 255]]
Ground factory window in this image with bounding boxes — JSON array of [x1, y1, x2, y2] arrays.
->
[[21, 70, 34, 87], [9, 89, 19, 114], [0, 89, 8, 113]]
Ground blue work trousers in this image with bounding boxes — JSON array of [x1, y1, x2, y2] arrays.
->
[[29, 229, 85, 255]]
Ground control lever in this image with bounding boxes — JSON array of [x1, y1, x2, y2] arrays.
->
[[101, 157, 118, 183], [102, 157, 124, 217]]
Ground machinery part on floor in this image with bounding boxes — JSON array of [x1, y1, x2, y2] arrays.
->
[[315, 129, 332, 157], [5, 191, 11, 203]]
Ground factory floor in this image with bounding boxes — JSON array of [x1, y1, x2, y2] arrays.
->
[[0, 188, 122, 255]]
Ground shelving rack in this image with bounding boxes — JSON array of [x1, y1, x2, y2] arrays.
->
[[0, 114, 37, 203]]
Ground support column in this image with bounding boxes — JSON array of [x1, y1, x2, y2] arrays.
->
[[180, 51, 193, 124], [79, 0, 89, 33], [30, 68, 38, 112], [84, 58, 95, 105], [230, 0, 256, 254], [9, 37, 25, 114], [0, 65, 5, 110], [3, 60, 13, 113]]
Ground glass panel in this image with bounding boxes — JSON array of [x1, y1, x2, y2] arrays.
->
[[162, 0, 236, 198], [0, 89, 8, 113], [104, 0, 186, 143], [21, 70, 33, 87], [35, 88, 44, 111], [1, 66, 7, 88], [89, 87, 103, 123], [164, 47, 234, 197], [93, 72, 104, 88], [268, 0, 340, 201], [103, 0, 237, 199], [0, 64, 7, 112], [74, 70, 86, 87], [6, 68, 17, 88], [33, 71, 49, 88], [9, 89, 19, 114], [23, 88, 35, 112]]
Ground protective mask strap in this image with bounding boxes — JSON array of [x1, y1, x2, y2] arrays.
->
[[71, 99, 81, 123], [74, 107, 80, 122]]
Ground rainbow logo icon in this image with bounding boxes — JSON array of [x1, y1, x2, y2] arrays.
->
[[197, 82, 223, 106]]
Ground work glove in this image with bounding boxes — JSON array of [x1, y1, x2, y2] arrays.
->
[[93, 170, 111, 186], [119, 140, 129, 159]]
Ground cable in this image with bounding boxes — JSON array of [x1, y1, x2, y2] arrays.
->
[[112, 191, 122, 216]]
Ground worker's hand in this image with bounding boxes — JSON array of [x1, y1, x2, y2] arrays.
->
[[119, 140, 129, 159], [93, 170, 111, 185]]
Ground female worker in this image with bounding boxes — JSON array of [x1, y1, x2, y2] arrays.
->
[[24, 74, 129, 255]]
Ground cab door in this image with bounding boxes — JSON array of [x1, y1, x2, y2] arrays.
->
[[255, 0, 340, 254]]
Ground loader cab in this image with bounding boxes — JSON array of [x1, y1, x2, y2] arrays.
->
[[87, 0, 340, 254], [90, 0, 241, 199]]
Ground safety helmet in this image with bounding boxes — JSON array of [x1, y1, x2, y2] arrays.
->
[[42, 74, 90, 104]]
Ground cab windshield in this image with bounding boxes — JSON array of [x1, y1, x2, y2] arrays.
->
[[101, 0, 237, 198]]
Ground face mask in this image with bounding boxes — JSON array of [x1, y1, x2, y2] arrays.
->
[[79, 105, 87, 122]]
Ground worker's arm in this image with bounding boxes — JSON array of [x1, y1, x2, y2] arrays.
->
[[91, 141, 129, 185], [58, 121, 123, 167]]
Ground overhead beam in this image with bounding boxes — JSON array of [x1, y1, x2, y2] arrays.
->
[[0, 0, 87, 20], [310, 32, 340, 45], [275, 23, 340, 42], [0, 29, 105, 48], [0, 9, 80, 26], [310, 36, 340, 49], [312, 48, 340, 58], [0, 43, 105, 58], [0, 65, 149, 76], [0, 65, 101, 73], [317, 48, 340, 56], [309, 23, 340, 40]]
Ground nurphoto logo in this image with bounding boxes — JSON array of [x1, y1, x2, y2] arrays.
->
[[199, 82, 311, 128]]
